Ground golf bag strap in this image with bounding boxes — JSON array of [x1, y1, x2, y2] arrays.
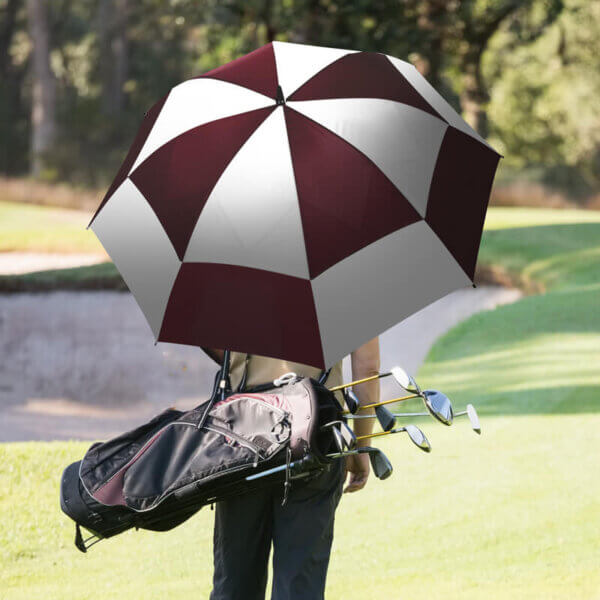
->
[[236, 355, 331, 393]]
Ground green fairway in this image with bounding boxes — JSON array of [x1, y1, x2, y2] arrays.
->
[[1, 207, 599, 599], [0, 200, 100, 253]]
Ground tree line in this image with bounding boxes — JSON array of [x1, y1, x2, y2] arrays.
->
[[1, 0, 598, 197]]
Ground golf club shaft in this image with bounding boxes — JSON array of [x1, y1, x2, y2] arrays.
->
[[348, 411, 429, 420], [355, 428, 405, 442], [245, 449, 366, 481], [328, 371, 391, 392], [342, 393, 420, 414]]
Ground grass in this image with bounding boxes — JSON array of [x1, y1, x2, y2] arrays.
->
[[2, 206, 600, 599], [0, 199, 122, 291], [0, 262, 125, 293], [0, 200, 101, 254], [421, 207, 600, 416], [2, 416, 599, 600]]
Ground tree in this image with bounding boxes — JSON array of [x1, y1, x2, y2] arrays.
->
[[97, 0, 129, 116], [403, 0, 564, 137], [26, 0, 57, 177]]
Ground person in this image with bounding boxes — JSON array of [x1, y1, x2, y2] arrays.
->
[[206, 337, 380, 600]]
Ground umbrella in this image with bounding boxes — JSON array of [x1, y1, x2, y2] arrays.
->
[[88, 41, 500, 370]]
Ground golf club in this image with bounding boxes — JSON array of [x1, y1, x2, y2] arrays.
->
[[356, 424, 431, 453], [348, 389, 453, 423], [389, 366, 421, 395], [246, 446, 394, 482], [389, 371, 456, 426], [422, 389, 453, 425], [343, 393, 420, 414], [368, 447, 394, 480], [321, 420, 357, 450], [331, 425, 344, 452], [343, 387, 412, 431], [342, 389, 360, 414], [348, 404, 481, 434], [358, 446, 393, 480], [328, 365, 420, 393], [328, 446, 394, 480], [375, 404, 396, 431], [454, 403, 481, 434]]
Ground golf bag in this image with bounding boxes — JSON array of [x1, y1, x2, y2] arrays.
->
[[60, 360, 343, 552]]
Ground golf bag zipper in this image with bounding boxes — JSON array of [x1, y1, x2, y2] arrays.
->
[[204, 423, 265, 459], [212, 393, 289, 418]]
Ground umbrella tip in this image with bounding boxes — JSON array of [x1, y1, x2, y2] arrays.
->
[[276, 85, 285, 106]]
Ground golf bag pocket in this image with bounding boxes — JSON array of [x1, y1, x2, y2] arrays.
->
[[121, 409, 290, 511]]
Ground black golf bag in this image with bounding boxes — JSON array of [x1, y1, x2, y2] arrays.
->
[[60, 357, 343, 552]]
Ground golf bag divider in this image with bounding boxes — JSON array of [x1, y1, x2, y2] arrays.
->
[[60, 376, 343, 552]]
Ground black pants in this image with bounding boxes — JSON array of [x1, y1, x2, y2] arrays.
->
[[210, 460, 345, 600]]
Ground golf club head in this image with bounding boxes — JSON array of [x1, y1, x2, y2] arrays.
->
[[466, 404, 481, 434], [404, 424, 432, 453], [368, 448, 393, 480], [331, 426, 344, 452], [390, 366, 421, 394], [338, 421, 357, 450], [375, 404, 396, 432], [422, 390, 454, 426], [343, 389, 360, 414]]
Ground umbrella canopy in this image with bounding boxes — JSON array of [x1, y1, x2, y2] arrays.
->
[[89, 41, 501, 370]]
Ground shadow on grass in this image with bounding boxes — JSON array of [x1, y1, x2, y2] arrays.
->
[[479, 221, 600, 290]]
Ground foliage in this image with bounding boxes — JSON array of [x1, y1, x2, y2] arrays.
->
[[486, 0, 600, 193], [0, 0, 598, 196]]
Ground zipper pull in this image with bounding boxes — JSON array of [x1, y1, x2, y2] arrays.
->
[[273, 372, 298, 387], [253, 447, 260, 468]]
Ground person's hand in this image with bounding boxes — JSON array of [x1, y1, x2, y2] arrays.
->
[[343, 452, 370, 493]]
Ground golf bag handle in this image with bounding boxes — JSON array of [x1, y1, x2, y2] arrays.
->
[[198, 349, 233, 430]]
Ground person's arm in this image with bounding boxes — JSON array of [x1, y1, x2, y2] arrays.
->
[[344, 336, 380, 493]]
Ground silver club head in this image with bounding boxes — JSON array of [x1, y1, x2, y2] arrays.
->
[[391, 366, 421, 394], [331, 426, 344, 452], [466, 404, 481, 434], [368, 448, 393, 480], [338, 421, 357, 449], [322, 421, 357, 451], [343, 389, 360, 414], [423, 390, 454, 426], [404, 424, 432, 453], [375, 404, 396, 432]]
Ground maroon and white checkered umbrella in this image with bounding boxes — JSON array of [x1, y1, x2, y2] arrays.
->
[[89, 42, 500, 369]]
